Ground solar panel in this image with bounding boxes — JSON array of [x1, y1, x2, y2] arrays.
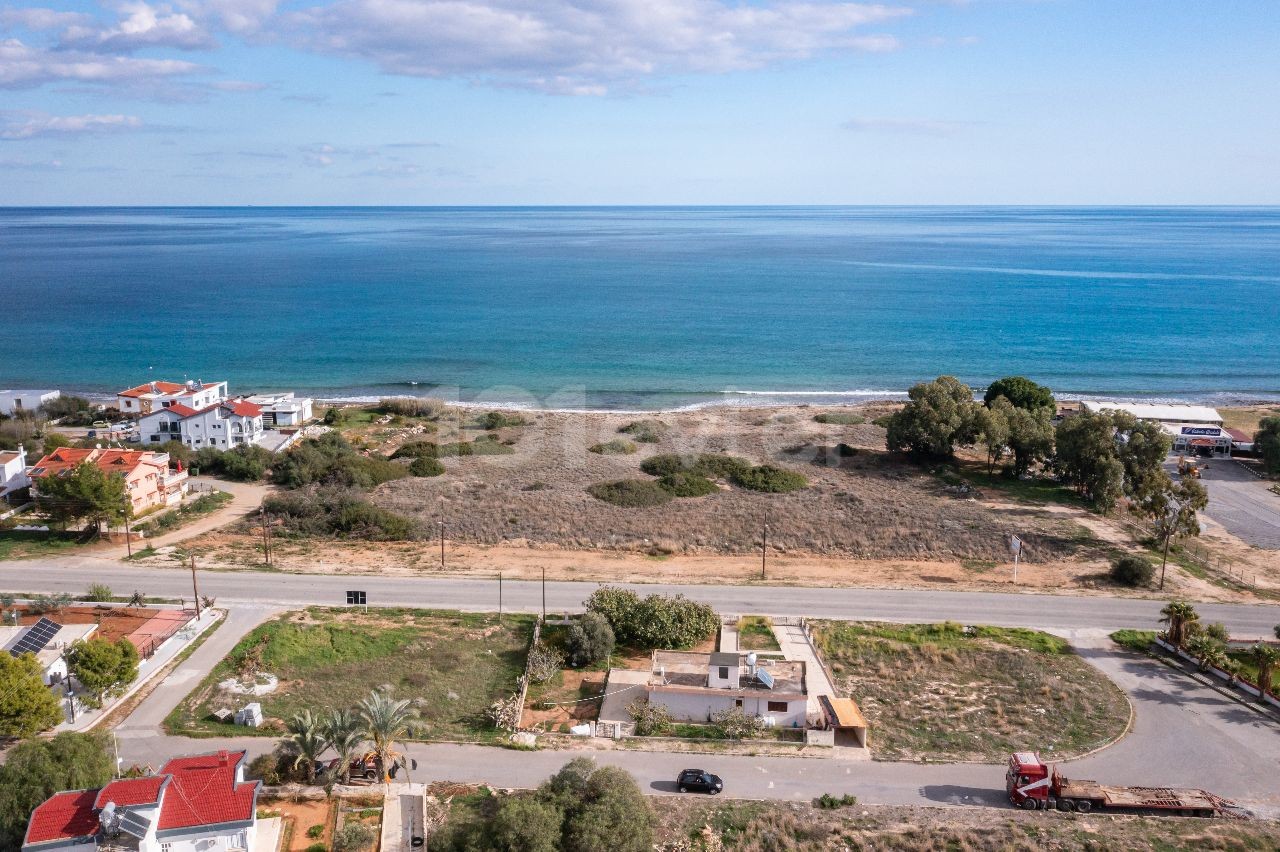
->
[[9, 617, 61, 657], [756, 668, 775, 689], [118, 811, 152, 839]]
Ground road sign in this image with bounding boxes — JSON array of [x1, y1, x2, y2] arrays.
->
[[1009, 535, 1025, 582], [346, 590, 366, 606]]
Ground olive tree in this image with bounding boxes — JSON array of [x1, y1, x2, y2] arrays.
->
[[885, 376, 982, 460]]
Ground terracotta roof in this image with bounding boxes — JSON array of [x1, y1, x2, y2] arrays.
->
[[163, 403, 201, 418], [94, 776, 167, 809], [24, 790, 99, 847], [157, 751, 258, 831], [1225, 427, 1253, 442], [119, 381, 187, 398], [225, 400, 261, 417], [28, 448, 167, 479]]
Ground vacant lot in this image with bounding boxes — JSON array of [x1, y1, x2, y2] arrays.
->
[[165, 607, 533, 742], [658, 799, 1280, 852], [813, 621, 1129, 762]]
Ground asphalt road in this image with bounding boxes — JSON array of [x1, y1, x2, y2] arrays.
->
[[3, 558, 1278, 636]]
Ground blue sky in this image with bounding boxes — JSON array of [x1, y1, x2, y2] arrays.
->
[[1, 0, 1278, 204]]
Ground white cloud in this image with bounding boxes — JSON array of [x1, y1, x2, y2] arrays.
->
[[842, 116, 971, 136], [286, 0, 911, 94], [187, 0, 280, 34], [0, 37, 202, 88], [210, 78, 268, 90], [0, 8, 95, 31], [59, 1, 216, 52], [0, 110, 143, 138]]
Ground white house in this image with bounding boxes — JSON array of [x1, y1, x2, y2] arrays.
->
[[1, 444, 29, 499], [1, 620, 98, 686], [0, 389, 60, 416], [23, 750, 262, 852], [645, 650, 809, 729], [1080, 401, 1224, 427], [117, 381, 229, 418], [138, 400, 264, 450], [245, 392, 314, 427]]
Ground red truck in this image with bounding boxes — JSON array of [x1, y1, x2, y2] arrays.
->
[[1005, 752, 1245, 818]]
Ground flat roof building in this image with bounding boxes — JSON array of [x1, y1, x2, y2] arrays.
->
[[1081, 401, 1223, 426]]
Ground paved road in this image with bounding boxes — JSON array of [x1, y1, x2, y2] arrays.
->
[[2, 559, 1278, 636], [1194, 459, 1280, 550], [112, 624, 1280, 816]]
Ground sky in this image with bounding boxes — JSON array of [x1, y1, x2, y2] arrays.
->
[[1, 0, 1278, 205]]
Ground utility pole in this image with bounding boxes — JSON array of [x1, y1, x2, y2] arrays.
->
[[498, 572, 503, 625], [190, 554, 201, 618], [123, 504, 132, 559], [260, 507, 271, 566], [760, 512, 768, 580], [541, 567, 546, 623]]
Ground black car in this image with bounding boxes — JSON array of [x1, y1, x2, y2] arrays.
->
[[677, 769, 723, 794]]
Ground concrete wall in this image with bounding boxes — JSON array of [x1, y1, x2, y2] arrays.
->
[[648, 689, 806, 728]]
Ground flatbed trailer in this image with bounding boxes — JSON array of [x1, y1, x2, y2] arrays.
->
[[1006, 752, 1246, 818]]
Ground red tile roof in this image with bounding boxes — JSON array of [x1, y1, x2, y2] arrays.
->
[[163, 403, 201, 418], [119, 381, 188, 398], [225, 400, 261, 417], [94, 776, 167, 809], [157, 751, 258, 831], [24, 790, 99, 846], [28, 448, 167, 480], [1225, 427, 1252, 443]]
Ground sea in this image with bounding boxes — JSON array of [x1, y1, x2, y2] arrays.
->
[[1, 206, 1278, 411]]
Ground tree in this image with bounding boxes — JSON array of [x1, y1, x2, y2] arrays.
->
[[323, 707, 366, 783], [1184, 633, 1226, 672], [65, 637, 140, 707], [217, 444, 273, 482], [563, 765, 654, 852], [488, 796, 564, 852], [1159, 601, 1200, 648], [627, 698, 672, 736], [285, 709, 331, 781], [565, 612, 615, 667], [1113, 413, 1174, 506], [0, 653, 64, 737], [1137, 476, 1209, 590], [359, 689, 416, 783], [40, 432, 72, 454], [1255, 417, 1280, 475], [983, 376, 1055, 414], [1110, 555, 1155, 588], [885, 376, 982, 460], [585, 587, 718, 649], [1054, 411, 1125, 510], [35, 460, 130, 533], [1251, 644, 1278, 699], [974, 400, 1010, 474], [0, 733, 114, 849], [710, 705, 766, 740], [1005, 404, 1056, 477]]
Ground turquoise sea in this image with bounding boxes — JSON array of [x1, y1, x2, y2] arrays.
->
[[1, 206, 1278, 410]]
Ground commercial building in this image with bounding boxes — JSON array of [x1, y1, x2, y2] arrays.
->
[[1080, 401, 1224, 426], [0, 389, 60, 416], [27, 448, 188, 515], [23, 750, 263, 851]]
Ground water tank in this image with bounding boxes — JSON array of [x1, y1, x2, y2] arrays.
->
[[746, 652, 757, 674]]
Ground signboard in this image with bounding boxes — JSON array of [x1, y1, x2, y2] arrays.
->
[[346, 590, 366, 606], [1180, 426, 1222, 436], [1009, 535, 1025, 558]]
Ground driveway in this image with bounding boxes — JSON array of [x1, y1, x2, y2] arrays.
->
[[1187, 459, 1280, 549], [106, 477, 272, 559]]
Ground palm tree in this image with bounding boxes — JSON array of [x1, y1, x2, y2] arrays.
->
[[323, 707, 366, 783], [286, 709, 331, 782], [1252, 644, 1279, 700], [359, 689, 417, 783], [1159, 601, 1200, 648], [1184, 634, 1226, 672]]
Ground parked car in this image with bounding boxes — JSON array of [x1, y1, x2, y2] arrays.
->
[[111, 421, 133, 431], [86, 430, 96, 439], [676, 769, 723, 794], [91, 420, 110, 429]]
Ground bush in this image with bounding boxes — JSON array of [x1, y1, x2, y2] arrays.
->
[[627, 698, 672, 736], [587, 479, 673, 507], [565, 612, 615, 667], [332, 822, 376, 852], [391, 440, 439, 459], [306, 824, 325, 839], [83, 583, 113, 602], [657, 471, 718, 497], [475, 411, 528, 430], [588, 439, 637, 455], [377, 397, 444, 418], [732, 464, 808, 493], [815, 793, 858, 809], [217, 444, 273, 482], [1110, 555, 1155, 587], [710, 706, 765, 740], [527, 642, 564, 684], [640, 453, 752, 481], [305, 845, 327, 852], [619, 420, 666, 443], [585, 587, 718, 649], [263, 487, 421, 541], [814, 412, 865, 425], [408, 456, 445, 477], [272, 433, 406, 490]]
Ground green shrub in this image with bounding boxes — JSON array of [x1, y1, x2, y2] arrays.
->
[[1110, 555, 1155, 587], [306, 824, 325, 839], [619, 420, 667, 443], [391, 441, 438, 459], [815, 793, 858, 809], [305, 845, 327, 852], [872, 414, 894, 428], [627, 699, 672, 736], [408, 456, 445, 477], [263, 487, 421, 541], [83, 583, 113, 602], [377, 397, 444, 418], [731, 464, 808, 493], [469, 436, 515, 455], [589, 439, 637, 455], [272, 433, 405, 490], [585, 587, 718, 649], [587, 479, 673, 507], [710, 706, 765, 740], [475, 411, 528, 430], [640, 453, 752, 481], [814, 412, 865, 425], [565, 612, 615, 667], [657, 471, 717, 497], [332, 822, 376, 852]]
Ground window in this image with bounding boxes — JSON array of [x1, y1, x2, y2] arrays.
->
[[717, 666, 729, 679], [767, 701, 787, 713], [734, 698, 743, 708], [160, 844, 172, 852]]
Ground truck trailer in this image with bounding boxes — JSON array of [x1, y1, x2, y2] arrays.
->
[[1005, 752, 1245, 818]]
